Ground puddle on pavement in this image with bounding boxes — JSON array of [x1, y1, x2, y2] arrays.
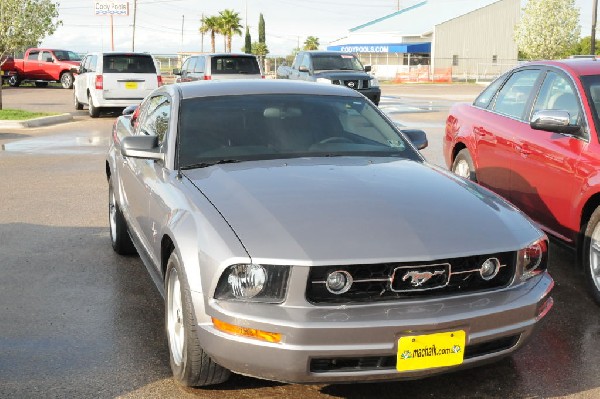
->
[[1, 134, 110, 155]]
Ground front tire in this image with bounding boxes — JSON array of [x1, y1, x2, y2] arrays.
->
[[88, 93, 100, 118], [582, 206, 600, 305], [8, 75, 20, 87], [452, 148, 477, 182], [108, 177, 136, 255], [60, 72, 74, 89], [165, 252, 230, 387]]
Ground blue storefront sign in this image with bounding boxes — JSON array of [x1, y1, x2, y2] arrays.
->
[[327, 43, 431, 54]]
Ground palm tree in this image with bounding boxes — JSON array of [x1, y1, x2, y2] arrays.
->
[[218, 9, 243, 53], [200, 15, 220, 53], [303, 36, 320, 51]]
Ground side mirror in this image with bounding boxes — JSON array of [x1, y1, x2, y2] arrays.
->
[[122, 104, 138, 116], [364, 65, 372, 72], [46, 58, 54, 63], [530, 110, 581, 134], [400, 128, 428, 150], [298, 65, 310, 73], [121, 135, 164, 161], [172, 68, 181, 75], [70, 67, 79, 75]]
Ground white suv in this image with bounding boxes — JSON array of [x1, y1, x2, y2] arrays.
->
[[173, 53, 263, 82], [74, 52, 163, 118]]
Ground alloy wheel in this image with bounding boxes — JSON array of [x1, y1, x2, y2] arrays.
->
[[167, 268, 185, 366]]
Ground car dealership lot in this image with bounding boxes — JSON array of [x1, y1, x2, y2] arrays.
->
[[1, 85, 600, 398]]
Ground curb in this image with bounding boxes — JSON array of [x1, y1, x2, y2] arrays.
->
[[0, 113, 73, 129]]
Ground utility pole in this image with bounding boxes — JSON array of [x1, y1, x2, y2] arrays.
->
[[397, 1, 401, 11], [592, 0, 598, 55], [132, 0, 137, 51], [200, 13, 204, 53], [181, 15, 185, 53]]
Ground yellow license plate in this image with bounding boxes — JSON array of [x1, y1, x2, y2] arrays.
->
[[125, 82, 138, 89], [396, 330, 465, 372]]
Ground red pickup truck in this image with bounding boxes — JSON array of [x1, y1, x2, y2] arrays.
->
[[1, 48, 81, 89]]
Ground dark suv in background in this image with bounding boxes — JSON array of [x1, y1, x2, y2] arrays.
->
[[173, 53, 263, 82]]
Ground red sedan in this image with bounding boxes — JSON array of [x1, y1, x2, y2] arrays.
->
[[444, 58, 600, 303]]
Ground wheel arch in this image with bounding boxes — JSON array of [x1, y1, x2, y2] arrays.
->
[[578, 193, 600, 261], [451, 141, 467, 164]]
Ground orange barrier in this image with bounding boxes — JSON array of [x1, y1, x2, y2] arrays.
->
[[432, 67, 452, 83]]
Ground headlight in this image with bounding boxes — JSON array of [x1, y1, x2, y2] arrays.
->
[[370, 76, 380, 87], [316, 78, 332, 84], [518, 238, 548, 280], [214, 264, 291, 303]]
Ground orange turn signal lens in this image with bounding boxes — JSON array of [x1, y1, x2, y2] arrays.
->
[[212, 318, 282, 343]]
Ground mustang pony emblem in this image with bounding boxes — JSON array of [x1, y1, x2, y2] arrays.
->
[[402, 270, 446, 287]]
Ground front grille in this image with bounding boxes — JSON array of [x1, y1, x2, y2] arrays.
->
[[306, 252, 515, 304], [310, 335, 520, 373]]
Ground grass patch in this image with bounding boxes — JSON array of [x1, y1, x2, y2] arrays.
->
[[0, 109, 57, 120]]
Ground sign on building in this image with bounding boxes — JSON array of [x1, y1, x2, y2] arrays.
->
[[95, 1, 129, 16]]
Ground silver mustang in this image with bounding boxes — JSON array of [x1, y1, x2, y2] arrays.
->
[[106, 80, 553, 387]]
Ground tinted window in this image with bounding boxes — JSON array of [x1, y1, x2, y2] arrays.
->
[[102, 54, 156, 73], [140, 95, 171, 144], [492, 69, 541, 120], [178, 94, 420, 168], [211, 56, 260, 74], [532, 71, 581, 125], [54, 51, 81, 61], [582, 75, 600, 137], [474, 73, 506, 108], [312, 54, 364, 71], [27, 51, 39, 61]]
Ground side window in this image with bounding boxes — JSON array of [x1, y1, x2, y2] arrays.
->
[[81, 56, 90, 72], [27, 51, 39, 61], [492, 69, 541, 120], [194, 57, 205, 72], [180, 58, 189, 72], [291, 54, 302, 70], [140, 95, 171, 144], [88, 55, 97, 72], [300, 54, 310, 70], [186, 57, 197, 73], [41, 51, 53, 62], [474, 73, 506, 109], [532, 71, 581, 125]]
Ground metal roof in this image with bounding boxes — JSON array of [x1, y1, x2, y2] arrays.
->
[[349, 0, 503, 36]]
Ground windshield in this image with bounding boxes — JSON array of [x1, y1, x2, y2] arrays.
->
[[54, 51, 81, 61], [211, 56, 260, 74], [311, 54, 364, 71], [582, 74, 600, 137], [178, 94, 421, 169]]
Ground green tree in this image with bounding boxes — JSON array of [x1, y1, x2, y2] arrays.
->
[[303, 36, 320, 51], [244, 26, 251, 54], [0, 0, 61, 109], [200, 15, 220, 53], [571, 36, 600, 55], [259, 14, 265, 44], [218, 9, 243, 53], [514, 0, 580, 60], [251, 41, 269, 71]]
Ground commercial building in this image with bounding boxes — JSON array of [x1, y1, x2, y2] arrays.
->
[[327, 0, 520, 81]]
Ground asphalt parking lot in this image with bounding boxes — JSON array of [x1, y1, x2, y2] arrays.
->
[[1, 84, 600, 398]]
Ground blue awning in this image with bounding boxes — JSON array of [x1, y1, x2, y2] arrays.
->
[[326, 43, 431, 54]]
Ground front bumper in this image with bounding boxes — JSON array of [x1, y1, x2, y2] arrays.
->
[[357, 87, 381, 105], [195, 272, 553, 383]]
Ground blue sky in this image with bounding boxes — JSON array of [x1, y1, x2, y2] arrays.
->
[[42, 0, 594, 56]]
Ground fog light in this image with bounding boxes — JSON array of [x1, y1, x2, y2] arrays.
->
[[326, 270, 353, 294], [480, 258, 500, 280]]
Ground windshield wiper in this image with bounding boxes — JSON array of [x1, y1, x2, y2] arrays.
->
[[181, 159, 241, 170]]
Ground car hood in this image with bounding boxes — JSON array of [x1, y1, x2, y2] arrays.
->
[[184, 157, 541, 264], [314, 71, 371, 80]]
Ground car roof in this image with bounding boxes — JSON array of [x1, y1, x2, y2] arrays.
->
[[524, 58, 600, 76], [176, 79, 364, 100]]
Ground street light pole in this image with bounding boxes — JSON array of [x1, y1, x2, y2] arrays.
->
[[132, 0, 137, 51], [592, 0, 598, 55]]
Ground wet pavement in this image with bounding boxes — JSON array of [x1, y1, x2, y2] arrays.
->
[[1, 84, 600, 398]]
